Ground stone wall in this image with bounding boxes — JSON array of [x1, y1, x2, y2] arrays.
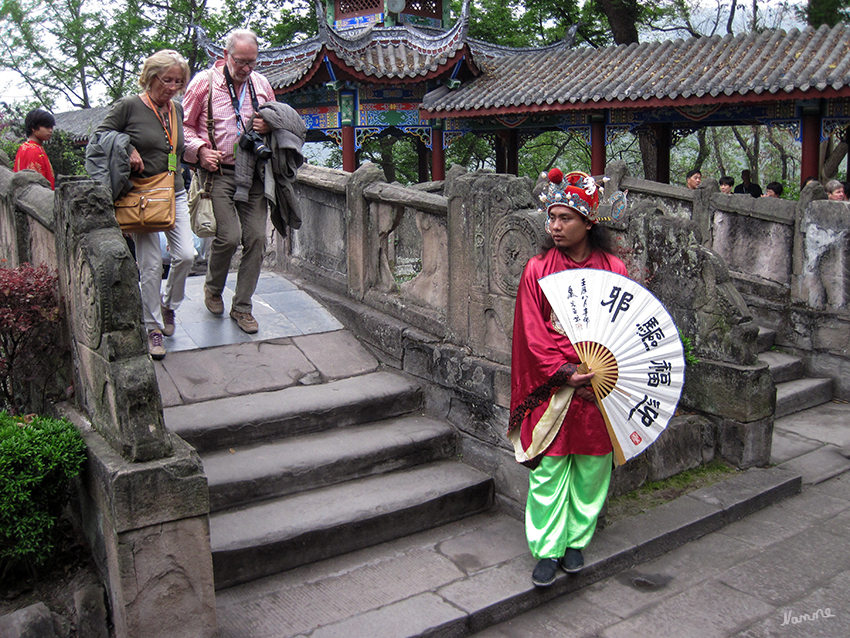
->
[[612, 168, 850, 399]]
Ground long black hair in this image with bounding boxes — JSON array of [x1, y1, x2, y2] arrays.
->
[[539, 220, 617, 256]]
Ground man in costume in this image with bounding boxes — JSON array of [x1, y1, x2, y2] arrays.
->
[[509, 168, 628, 587], [13, 109, 55, 189]]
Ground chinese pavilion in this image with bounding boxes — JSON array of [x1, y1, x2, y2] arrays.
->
[[197, 7, 850, 185]]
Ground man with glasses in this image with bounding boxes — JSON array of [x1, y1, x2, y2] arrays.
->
[[183, 29, 275, 334]]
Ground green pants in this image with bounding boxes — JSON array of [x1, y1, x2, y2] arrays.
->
[[525, 453, 612, 559]]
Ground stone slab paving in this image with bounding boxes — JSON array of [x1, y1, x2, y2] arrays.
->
[[776, 445, 850, 485], [473, 472, 850, 638], [156, 319, 379, 407], [212, 467, 799, 638], [774, 400, 850, 450], [163, 272, 342, 352]]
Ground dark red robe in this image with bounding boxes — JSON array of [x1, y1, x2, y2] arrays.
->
[[509, 247, 628, 461]]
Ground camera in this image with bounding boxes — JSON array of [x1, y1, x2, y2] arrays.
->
[[238, 131, 272, 161]]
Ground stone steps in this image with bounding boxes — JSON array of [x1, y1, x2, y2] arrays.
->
[[774, 377, 835, 419], [756, 350, 803, 385], [203, 414, 458, 512], [756, 327, 833, 418], [213, 466, 801, 638], [165, 367, 495, 591], [164, 370, 423, 453], [211, 460, 494, 590]]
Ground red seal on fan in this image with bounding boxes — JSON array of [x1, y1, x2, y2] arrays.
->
[[629, 431, 642, 446]]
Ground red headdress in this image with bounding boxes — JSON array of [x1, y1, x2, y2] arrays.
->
[[538, 169, 601, 223]]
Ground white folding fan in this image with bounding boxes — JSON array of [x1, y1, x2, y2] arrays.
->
[[537, 269, 685, 465]]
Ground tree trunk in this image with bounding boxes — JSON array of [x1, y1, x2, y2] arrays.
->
[[693, 129, 710, 172], [766, 127, 792, 182], [598, 0, 640, 45], [711, 129, 727, 176], [732, 126, 761, 184], [377, 137, 397, 183]]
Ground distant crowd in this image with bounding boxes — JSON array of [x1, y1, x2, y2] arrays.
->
[[685, 168, 849, 201]]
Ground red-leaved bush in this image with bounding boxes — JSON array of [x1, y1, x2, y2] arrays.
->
[[0, 263, 65, 414]]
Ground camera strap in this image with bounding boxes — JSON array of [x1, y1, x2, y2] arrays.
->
[[223, 65, 260, 136]]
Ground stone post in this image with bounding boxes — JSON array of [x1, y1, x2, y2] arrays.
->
[[53, 178, 171, 462], [53, 178, 217, 637], [632, 209, 775, 468], [345, 162, 385, 300]]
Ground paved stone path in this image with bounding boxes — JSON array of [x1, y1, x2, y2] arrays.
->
[[473, 407, 850, 638]]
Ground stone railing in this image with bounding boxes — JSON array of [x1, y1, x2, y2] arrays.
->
[[0, 166, 216, 638], [278, 162, 790, 510], [284, 162, 450, 337], [609, 168, 850, 398]]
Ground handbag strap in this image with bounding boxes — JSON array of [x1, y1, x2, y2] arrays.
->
[[204, 70, 216, 190]]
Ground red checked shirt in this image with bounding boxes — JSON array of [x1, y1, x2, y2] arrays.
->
[[182, 59, 275, 166]]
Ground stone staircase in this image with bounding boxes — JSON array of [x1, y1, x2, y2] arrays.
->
[[165, 370, 494, 590], [756, 326, 834, 419], [155, 307, 804, 638]]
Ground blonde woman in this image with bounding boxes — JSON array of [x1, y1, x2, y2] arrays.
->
[[93, 50, 194, 359]]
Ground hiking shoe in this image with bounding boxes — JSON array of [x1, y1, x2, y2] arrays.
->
[[148, 329, 166, 360], [204, 286, 224, 315], [160, 305, 175, 336], [230, 309, 259, 334], [560, 548, 584, 573], [531, 558, 559, 587]]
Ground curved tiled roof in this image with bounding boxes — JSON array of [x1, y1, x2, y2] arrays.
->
[[196, 0, 476, 90], [421, 23, 850, 116]]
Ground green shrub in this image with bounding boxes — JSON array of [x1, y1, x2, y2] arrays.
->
[[0, 412, 86, 582]]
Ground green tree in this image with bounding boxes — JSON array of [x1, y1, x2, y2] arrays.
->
[[800, 0, 850, 26]]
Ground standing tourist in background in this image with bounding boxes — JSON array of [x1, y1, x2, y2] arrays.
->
[[14, 109, 56, 189]]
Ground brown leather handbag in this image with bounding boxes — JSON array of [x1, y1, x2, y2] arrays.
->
[[114, 171, 176, 233]]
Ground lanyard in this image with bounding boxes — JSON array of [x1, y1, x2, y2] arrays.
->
[[223, 65, 260, 134], [141, 93, 178, 172]]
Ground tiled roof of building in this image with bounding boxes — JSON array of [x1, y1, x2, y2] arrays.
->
[[421, 23, 850, 116], [53, 106, 109, 143]]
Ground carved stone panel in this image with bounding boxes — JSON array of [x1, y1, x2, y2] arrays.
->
[[489, 210, 546, 297]]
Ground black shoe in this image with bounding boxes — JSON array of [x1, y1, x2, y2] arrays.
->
[[531, 558, 559, 587], [560, 548, 584, 573]]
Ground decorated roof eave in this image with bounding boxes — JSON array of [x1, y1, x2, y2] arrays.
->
[[272, 48, 332, 94], [316, 44, 478, 88], [420, 85, 850, 121]]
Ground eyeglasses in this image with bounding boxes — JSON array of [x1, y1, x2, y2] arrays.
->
[[230, 57, 257, 69], [156, 76, 185, 88]]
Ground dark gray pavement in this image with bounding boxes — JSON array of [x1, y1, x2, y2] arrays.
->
[[155, 271, 850, 638]]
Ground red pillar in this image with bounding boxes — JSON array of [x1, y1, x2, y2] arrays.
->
[[801, 114, 820, 185], [431, 128, 445, 181], [342, 125, 356, 173], [591, 119, 606, 176]]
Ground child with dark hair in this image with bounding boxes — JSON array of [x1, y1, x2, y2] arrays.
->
[[763, 182, 783, 198], [718, 175, 734, 194], [13, 108, 56, 189]]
